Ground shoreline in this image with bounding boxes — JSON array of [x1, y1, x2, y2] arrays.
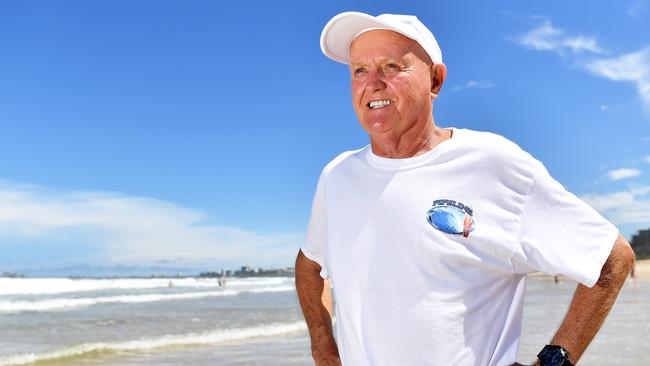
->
[[5, 260, 649, 281], [0, 274, 295, 280]]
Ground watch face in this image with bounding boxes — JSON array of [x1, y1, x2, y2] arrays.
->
[[547, 352, 564, 365], [539, 345, 569, 366]]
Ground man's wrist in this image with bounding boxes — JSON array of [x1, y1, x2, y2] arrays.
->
[[311, 344, 341, 366]]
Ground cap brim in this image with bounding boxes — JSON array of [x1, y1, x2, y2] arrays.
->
[[320, 11, 404, 65]]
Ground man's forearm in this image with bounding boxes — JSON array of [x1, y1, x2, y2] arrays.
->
[[295, 250, 340, 364], [545, 234, 635, 364]]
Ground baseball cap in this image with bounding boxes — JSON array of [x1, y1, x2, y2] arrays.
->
[[320, 11, 443, 65]]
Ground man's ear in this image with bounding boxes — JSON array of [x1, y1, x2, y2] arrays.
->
[[430, 63, 447, 100]]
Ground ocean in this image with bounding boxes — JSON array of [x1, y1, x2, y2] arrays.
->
[[0, 275, 647, 365]]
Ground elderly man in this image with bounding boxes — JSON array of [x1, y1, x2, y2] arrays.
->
[[295, 11, 634, 366]]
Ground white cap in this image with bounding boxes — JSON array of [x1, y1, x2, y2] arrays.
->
[[320, 11, 443, 65]]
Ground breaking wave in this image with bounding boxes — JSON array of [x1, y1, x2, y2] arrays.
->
[[0, 321, 306, 366], [0, 285, 295, 313], [0, 277, 289, 296]]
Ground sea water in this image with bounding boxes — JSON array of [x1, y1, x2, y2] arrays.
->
[[0, 276, 647, 365], [0, 277, 309, 365]]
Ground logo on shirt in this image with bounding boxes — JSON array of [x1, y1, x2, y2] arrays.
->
[[426, 199, 476, 237]]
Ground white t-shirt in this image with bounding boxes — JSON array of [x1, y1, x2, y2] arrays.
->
[[301, 127, 618, 366]]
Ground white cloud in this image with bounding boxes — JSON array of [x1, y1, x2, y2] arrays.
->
[[453, 79, 494, 91], [606, 168, 642, 181], [513, 19, 605, 55], [512, 17, 650, 117], [581, 191, 636, 212], [0, 180, 301, 269], [627, 0, 646, 18], [585, 47, 650, 115], [467, 80, 494, 89], [631, 186, 650, 195], [581, 185, 650, 226], [644, 155, 650, 163]]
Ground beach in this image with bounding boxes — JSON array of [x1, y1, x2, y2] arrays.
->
[[0, 261, 648, 365], [628, 256, 649, 276]]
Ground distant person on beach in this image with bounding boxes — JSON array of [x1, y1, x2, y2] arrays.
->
[[295, 11, 635, 366]]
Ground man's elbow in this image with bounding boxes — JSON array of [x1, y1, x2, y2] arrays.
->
[[596, 233, 635, 287], [614, 234, 636, 272], [295, 250, 323, 280]]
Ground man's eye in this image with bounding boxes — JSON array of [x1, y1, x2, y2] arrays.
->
[[354, 68, 367, 75], [381, 63, 401, 74]]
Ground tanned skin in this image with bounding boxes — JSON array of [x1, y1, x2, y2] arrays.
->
[[295, 251, 340, 366]]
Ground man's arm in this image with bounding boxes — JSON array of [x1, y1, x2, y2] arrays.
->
[[295, 250, 341, 366], [530, 233, 635, 365]]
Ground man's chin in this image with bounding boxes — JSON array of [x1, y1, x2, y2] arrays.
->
[[360, 120, 394, 136]]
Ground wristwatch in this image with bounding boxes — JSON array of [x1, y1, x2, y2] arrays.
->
[[537, 345, 574, 366]]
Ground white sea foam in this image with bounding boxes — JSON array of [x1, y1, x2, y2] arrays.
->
[[0, 277, 291, 296], [0, 321, 307, 366], [0, 278, 216, 295], [0, 285, 295, 313]]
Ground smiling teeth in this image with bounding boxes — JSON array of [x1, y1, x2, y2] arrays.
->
[[369, 100, 391, 109]]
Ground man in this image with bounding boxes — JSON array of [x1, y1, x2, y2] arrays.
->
[[295, 11, 634, 366]]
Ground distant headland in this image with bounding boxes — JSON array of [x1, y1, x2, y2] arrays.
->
[[1, 266, 296, 279]]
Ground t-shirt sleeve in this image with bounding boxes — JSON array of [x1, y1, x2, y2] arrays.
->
[[511, 160, 619, 287], [301, 176, 329, 279]]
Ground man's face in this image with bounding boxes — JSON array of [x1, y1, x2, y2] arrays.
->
[[349, 30, 435, 138]]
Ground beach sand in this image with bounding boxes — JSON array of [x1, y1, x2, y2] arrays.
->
[[529, 258, 650, 281], [631, 258, 650, 277]]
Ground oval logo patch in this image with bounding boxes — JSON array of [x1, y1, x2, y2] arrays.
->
[[426, 199, 476, 237]]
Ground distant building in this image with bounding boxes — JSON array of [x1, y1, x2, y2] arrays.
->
[[1, 272, 25, 278], [234, 266, 294, 277], [631, 229, 650, 259], [199, 266, 294, 278]]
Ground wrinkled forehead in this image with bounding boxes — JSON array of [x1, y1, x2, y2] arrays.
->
[[349, 29, 433, 65]]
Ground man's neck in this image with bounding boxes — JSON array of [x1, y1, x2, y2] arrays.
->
[[369, 121, 450, 159]]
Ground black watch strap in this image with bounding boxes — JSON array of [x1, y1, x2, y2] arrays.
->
[[537, 345, 574, 366]]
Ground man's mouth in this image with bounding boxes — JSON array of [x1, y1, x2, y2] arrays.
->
[[368, 100, 391, 109]]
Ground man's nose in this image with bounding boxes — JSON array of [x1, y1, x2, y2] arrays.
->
[[366, 70, 387, 92]]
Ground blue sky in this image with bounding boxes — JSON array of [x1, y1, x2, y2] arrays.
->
[[1, 1, 649, 275]]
